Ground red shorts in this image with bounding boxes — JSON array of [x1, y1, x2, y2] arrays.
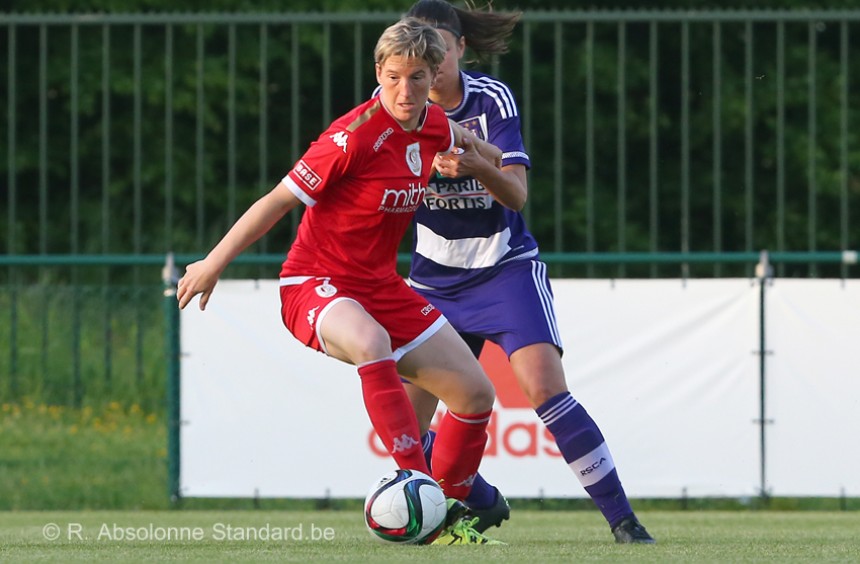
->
[[279, 275, 446, 361]]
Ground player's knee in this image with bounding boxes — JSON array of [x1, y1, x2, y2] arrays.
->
[[523, 380, 567, 409], [349, 326, 392, 364], [442, 367, 495, 414], [469, 377, 496, 413]]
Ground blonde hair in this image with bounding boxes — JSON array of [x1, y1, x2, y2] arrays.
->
[[374, 17, 447, 71]]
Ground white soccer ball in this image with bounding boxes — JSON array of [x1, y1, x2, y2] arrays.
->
[[364, 469, 447, 545]]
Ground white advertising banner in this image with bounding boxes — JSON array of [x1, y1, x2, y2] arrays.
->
[[180, 280, 379, 498], [551, 279, 761, 498], [764, 279, 860, 496], [179, 278, 858, 499]]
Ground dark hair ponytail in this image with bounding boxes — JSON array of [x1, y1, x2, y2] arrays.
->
[[406, 0, 522, 59]]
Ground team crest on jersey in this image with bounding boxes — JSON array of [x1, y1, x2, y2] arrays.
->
[[405, 142, 422, 177], [330, 131, 349, 153], [459, 115, 487, 140], [314, 278, 337, 298]]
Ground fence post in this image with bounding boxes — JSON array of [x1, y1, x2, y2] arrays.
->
[[162, 252, 182, 506], [755, 250, 773, 503]]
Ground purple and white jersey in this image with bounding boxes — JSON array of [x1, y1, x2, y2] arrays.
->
[[409, 70, 538, 291]]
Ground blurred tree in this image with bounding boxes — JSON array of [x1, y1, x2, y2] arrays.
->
[[1, 1, 857, 280]]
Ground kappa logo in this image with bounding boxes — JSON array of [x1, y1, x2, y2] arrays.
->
[[306, 306, 320, 327], [330, 131, 349, 153], [391, 434, 420, 453]]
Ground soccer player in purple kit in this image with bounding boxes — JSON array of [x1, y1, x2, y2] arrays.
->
[[400, 0, 656, 544]]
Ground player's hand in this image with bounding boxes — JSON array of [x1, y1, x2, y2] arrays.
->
[[434, 136, 495, 179], [176, 259, 221, 311]]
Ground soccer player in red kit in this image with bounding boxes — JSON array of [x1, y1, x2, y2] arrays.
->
[[176, 18, 504, 545]]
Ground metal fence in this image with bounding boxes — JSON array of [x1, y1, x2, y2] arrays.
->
[[1, 10, 859, 407]]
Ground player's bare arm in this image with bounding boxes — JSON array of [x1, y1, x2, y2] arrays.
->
[[177, 182, 301, 311]]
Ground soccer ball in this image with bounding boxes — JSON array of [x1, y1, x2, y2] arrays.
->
[[364, 469, 447, 544]]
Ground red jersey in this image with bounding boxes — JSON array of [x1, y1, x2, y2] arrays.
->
[[280, 98, 453, 283]]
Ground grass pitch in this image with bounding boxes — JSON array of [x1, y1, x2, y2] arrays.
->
[[1, 510, 858, 562]]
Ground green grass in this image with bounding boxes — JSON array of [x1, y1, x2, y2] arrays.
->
[[1, 510, 859, 562], [0, 400, 167, 510], [0, 283, 167, 411]]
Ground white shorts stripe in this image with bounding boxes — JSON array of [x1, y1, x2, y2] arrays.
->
[[531, 260, 562, 346], [315, 297, 359, 357], [279, 276, 313, 286], [391, 314, 448, 362], [539, 265, 562, 345]]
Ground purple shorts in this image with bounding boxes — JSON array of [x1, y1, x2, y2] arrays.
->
[[413, 259, 563, 358]]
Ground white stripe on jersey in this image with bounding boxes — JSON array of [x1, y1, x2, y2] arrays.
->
[[503, 150, 529, 161], [282, 175, 317, 207], [415, 223, 512, 269], [466, 75, 518, 120], [532, 260, 562, 346]]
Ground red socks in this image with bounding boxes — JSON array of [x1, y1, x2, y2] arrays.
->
[[358, 358, 430, 475], [431, 409, 492, 500], [359, 358, 492, 500]]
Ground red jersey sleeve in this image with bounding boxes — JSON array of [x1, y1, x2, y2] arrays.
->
[[282, 125, 355, 207]]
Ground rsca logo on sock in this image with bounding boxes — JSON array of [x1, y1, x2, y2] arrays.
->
[[580, 457, 607, 476]]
